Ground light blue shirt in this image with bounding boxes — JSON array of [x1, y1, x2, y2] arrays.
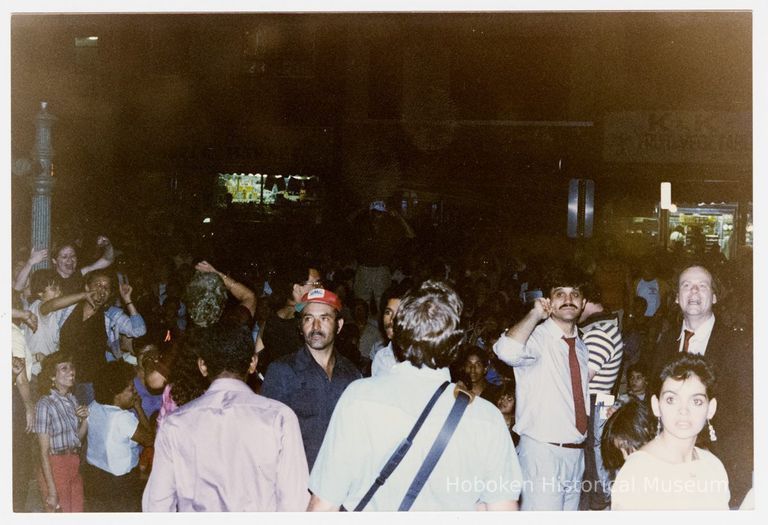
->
[[309, 361, 523, 510], [370, 341, 398, 377], [86, 401, 140, 476], [493, 318, 590, 444]]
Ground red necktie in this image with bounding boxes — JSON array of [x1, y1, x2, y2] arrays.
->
[[563, 336, 588, 435], [682, 329, 695, 353]]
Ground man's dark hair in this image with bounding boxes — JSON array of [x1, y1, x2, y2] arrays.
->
[[456, 343, 491, 368], [194, 321, 255, 379], [379, 281, 412, 314], [542, 264, 588, 298], [658, 353, 717, 399], [392, 280, 464, 369], [579, 281, 603, 305], [269, 259, 320, 308], [84, 269, 114, 288], [601, 399, 654, 470], [93, 361, 136, 405], [30, 269, 61, 297], [626, 362, 647, 380]]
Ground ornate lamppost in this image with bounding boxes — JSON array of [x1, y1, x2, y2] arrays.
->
[[30, 101, 56, 269]]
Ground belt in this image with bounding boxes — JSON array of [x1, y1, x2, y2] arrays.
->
[[50, 447, 80, 456], [547, 441, 585, 449]]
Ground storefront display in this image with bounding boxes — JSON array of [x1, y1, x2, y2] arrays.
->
[[214, 172, 320, 207]]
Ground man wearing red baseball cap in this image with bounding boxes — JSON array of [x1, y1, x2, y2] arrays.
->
[[261, 288, 362, 470]]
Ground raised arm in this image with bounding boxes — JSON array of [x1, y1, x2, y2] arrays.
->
[[493, 298, 549, 367], [130, 395, 155, 448], [79, 235, 115, 275], [13, 248, 48, 291], [504, 297, 550, 344], [40, 291, 92, 316], [195, 260, 257, 318], [12, 308, 38, 333]]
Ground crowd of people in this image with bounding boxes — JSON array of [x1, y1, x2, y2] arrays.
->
[[9, 202, 754, 512]]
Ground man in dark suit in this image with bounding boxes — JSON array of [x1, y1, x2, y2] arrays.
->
[[648, 264, 752, 508]]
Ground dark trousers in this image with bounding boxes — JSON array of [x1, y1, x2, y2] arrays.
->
[[83, 462, 143, 512], [579, 394, 611, 511]]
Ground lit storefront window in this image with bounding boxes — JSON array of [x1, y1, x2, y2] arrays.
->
[[215, 172, 320, 206]]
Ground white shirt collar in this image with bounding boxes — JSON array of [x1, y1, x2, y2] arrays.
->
[[543, 317, 578, 339], [679, 313, 716, 341], [389, 359, 451, 382]]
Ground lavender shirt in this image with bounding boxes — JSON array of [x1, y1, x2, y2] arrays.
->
[[142, 378, 309, 512]]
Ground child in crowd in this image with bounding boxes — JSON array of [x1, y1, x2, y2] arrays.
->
[[84, 361, 154, 511], [601, 399, 654, 472], [22, 270, 66, 387], [495, 380, 520, 447], [617, 364, 650, 405]]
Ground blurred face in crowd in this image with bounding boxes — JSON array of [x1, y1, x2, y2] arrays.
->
[[53, 245, 78, 278], [463, 354, 487, 385], [382, 298, 402, 341], [86, 275, 113, 308], [628, 371, 647, 395], [301, 302, 343, 352], [114, 380, 138, 410], [652, 374, 716, 442], [293, 268, 322, 303], [497, 391, 516, 416], [549, 286, 586, 324], [676, 266, 717, 320]]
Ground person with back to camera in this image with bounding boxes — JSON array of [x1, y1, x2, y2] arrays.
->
[[610, 354, 729, 510]]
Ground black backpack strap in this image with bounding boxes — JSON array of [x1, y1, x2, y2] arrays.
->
[[352, 381, 450, 511], [398, 389, 472, 511]]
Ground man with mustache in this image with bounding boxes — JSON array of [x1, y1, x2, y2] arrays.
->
[[492, 265, 590, 510], [648, 263, 752, 508], [260, 288, 362, 470]]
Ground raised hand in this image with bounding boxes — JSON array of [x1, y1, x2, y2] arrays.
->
[[28, 247, 49, 265], [76, 404, 90, 421], [22, 310, 38, 333], [195, 260, 217, 274], [531, 297, 552, 320], [119, 283, 133, 303]]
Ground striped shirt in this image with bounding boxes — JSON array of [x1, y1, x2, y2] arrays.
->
[[34, 390, 82, 453], [581, 313, 624, 394]]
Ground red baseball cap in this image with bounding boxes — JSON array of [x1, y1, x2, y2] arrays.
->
[[297, 288, 342, 312]]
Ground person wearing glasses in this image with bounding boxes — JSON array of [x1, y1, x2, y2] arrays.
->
[[255, 261, 323, 374]]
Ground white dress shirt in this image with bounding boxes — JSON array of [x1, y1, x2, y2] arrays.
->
[[493, 318, 590, 444], [678, 314, 716, 356]]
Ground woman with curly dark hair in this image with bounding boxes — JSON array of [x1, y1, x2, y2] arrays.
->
[[610, 354, 729, 510]]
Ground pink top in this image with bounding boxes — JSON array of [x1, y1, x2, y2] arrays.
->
[[155, 384, 178, 429], [142, 378, 309, 511]]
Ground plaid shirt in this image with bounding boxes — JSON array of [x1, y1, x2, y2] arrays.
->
[[34, 390, 82, 453]]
